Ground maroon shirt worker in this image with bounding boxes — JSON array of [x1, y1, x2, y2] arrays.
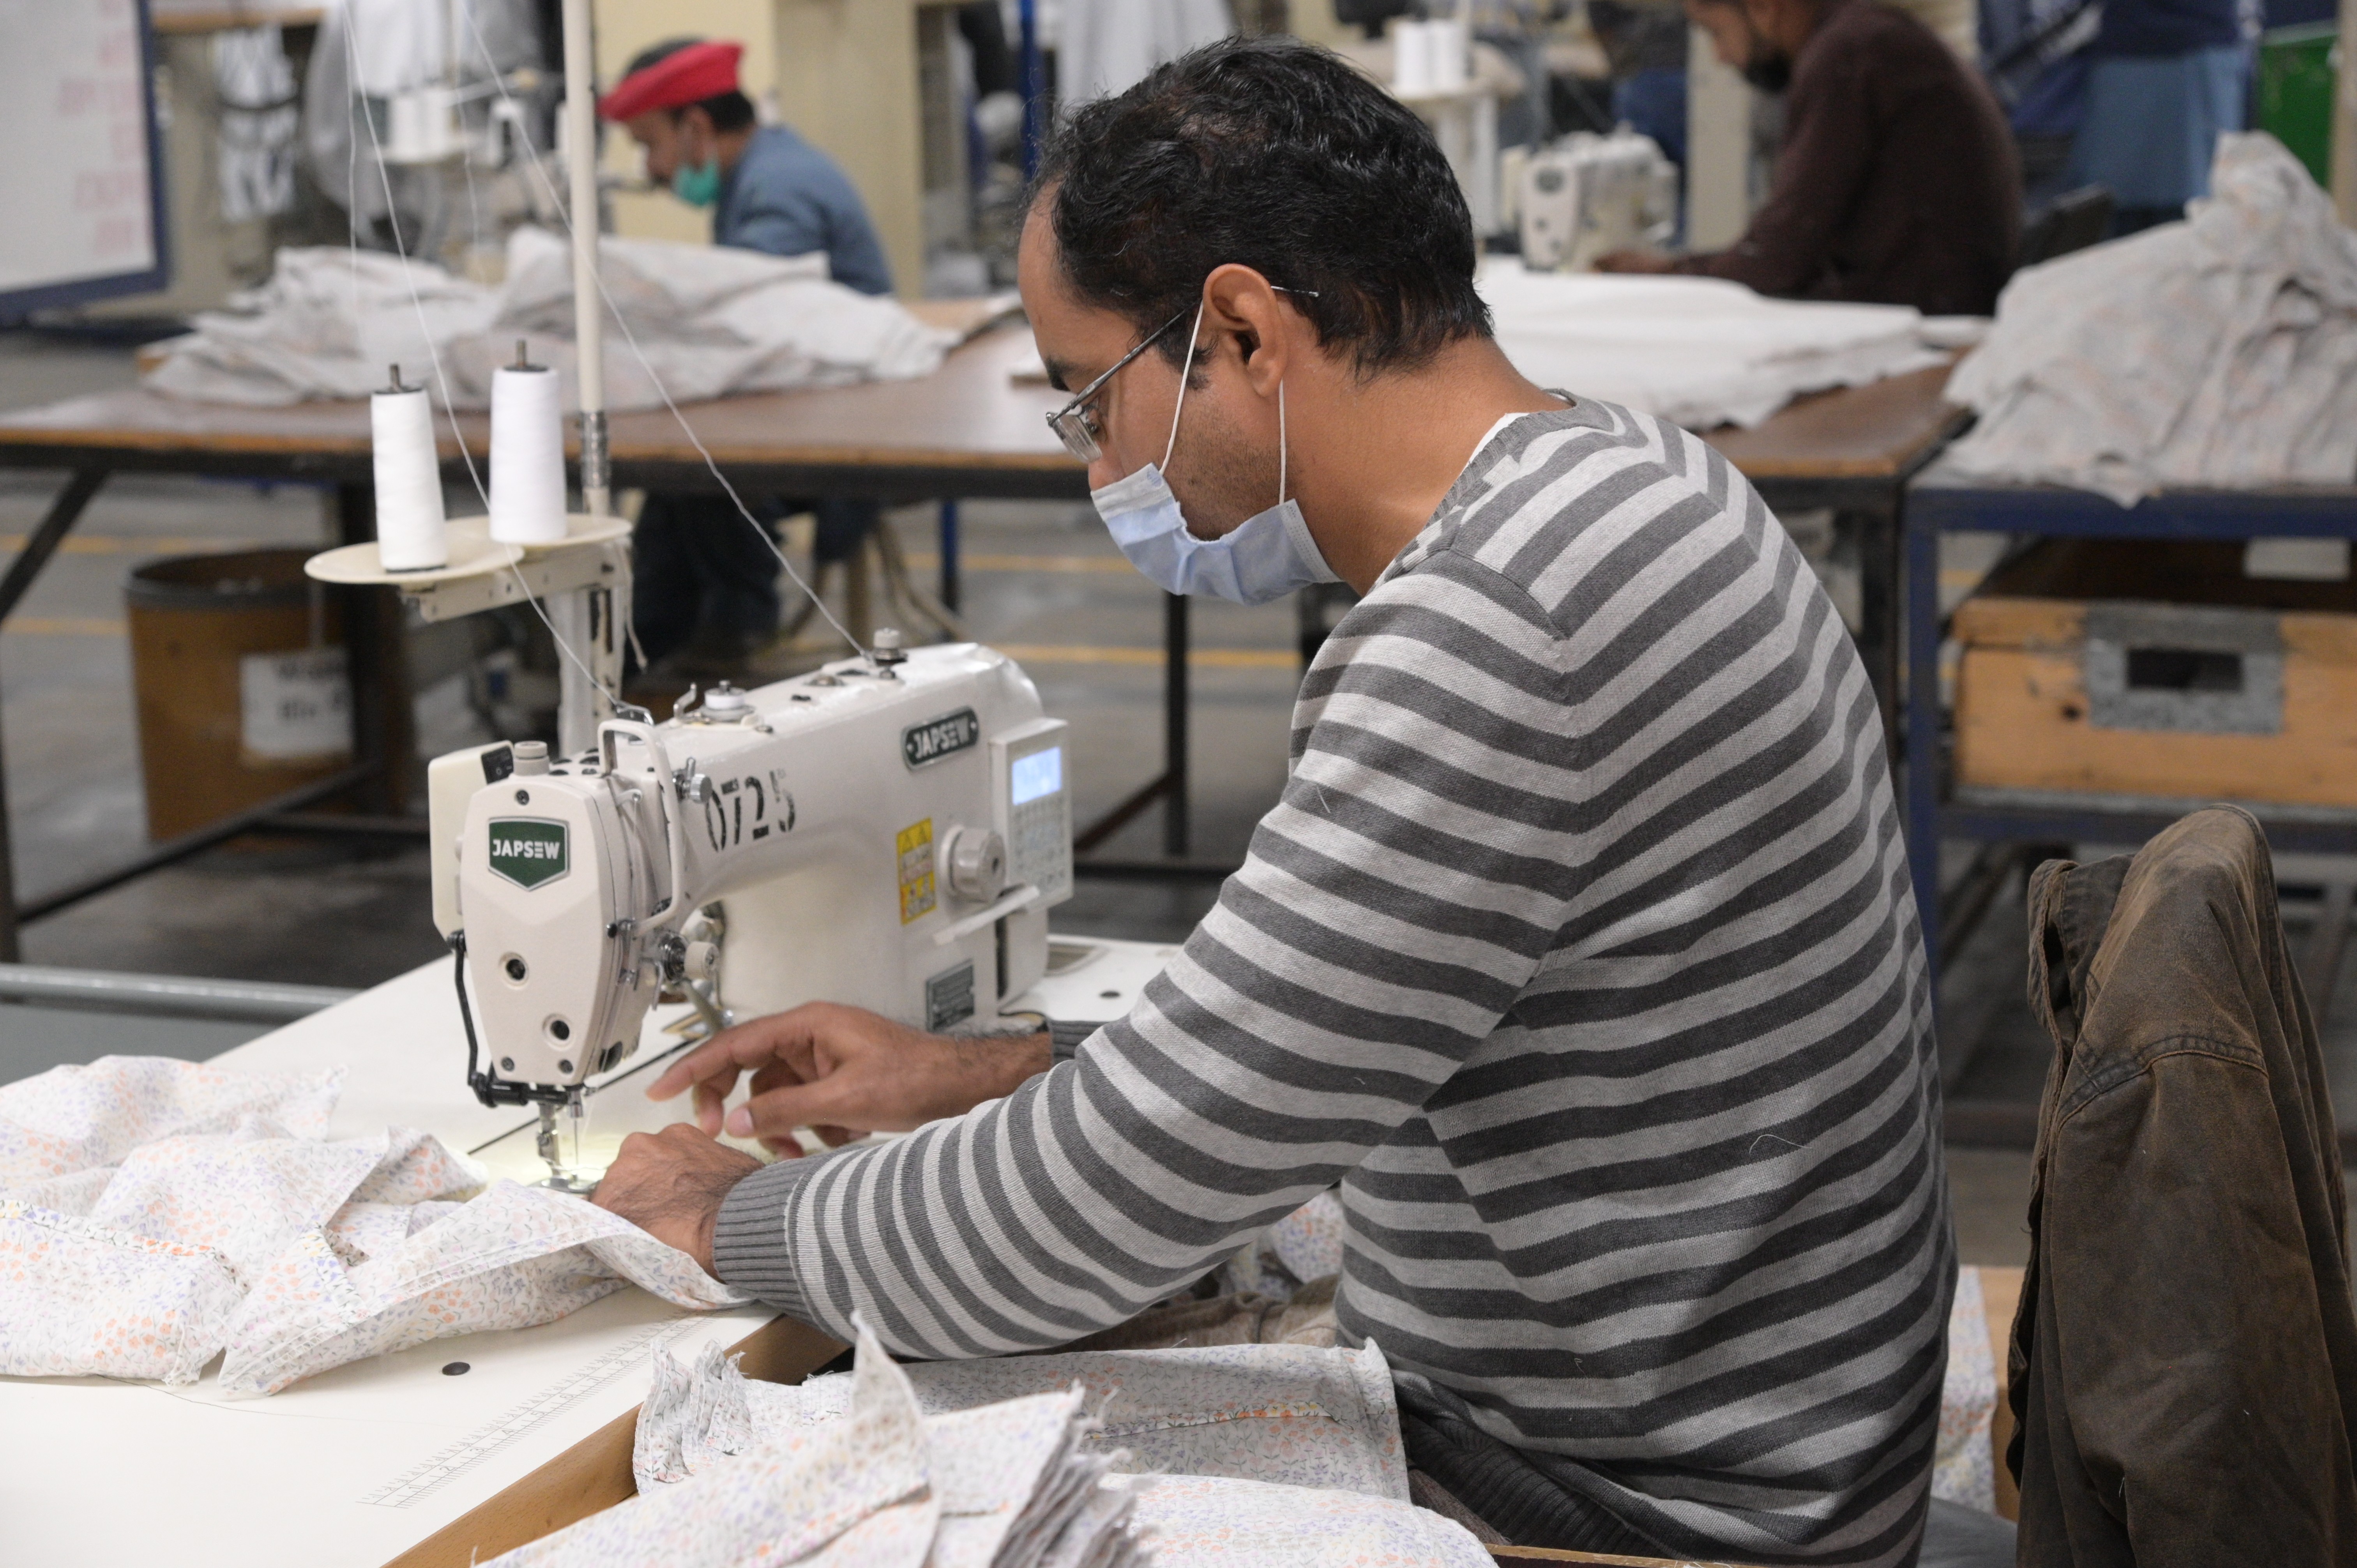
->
[[1599, 0, 2021, 317]]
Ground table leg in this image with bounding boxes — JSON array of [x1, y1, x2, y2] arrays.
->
[[333, 482, 412, 816], [938, 500, 960, 615], [1164, 591, 1189, 858], [1851, 502, 1900, 768], [0, 467, 109, 963], [1903, 502, 1944, 982]]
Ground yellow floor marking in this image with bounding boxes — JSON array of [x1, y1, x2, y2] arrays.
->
[[5, 616, 127, 636], [0, 535, 268, 557]]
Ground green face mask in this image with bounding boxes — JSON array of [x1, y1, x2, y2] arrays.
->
[[671, 157, 721, 208]]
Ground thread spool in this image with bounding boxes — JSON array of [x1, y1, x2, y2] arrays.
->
[[490, 342, 569, 546], [1392, 19, 1435, 94], [371, 366, 447, 572], [1428, 18, 1469, 92]]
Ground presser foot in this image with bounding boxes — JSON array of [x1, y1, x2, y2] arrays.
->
[[534, 1093, 598, 1194]]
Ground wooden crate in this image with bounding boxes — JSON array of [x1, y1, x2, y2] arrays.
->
[[1953, 540, 2357, 808]]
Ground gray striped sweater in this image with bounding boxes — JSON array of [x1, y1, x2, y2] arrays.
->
[[713, 398, 1952, 1566]]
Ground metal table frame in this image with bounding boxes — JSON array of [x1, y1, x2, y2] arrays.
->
[[0, 348, 1968, 952], [0, 438, 1241, 957], [1904, 478, 2357, 975]]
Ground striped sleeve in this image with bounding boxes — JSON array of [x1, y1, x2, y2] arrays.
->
[[710, 553, 1583, 1356]]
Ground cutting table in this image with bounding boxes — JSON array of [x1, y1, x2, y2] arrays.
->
[[0, 932, 1179, 1568]]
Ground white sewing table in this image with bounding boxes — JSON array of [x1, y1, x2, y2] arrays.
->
[[0, 934, 1179, 1568]]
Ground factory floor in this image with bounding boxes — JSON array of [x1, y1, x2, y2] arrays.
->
[[12, 326, 2351, 1277]]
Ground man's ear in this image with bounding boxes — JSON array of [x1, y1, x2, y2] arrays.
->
[[1202, 263, 1289, 398]]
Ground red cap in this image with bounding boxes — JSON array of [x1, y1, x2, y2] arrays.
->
[[599, 40, 744, 121]]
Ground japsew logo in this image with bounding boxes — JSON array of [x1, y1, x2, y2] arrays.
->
[[487, 819, 569, 890], [902, 708, 980, 769]]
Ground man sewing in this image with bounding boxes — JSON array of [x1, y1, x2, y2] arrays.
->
[[597, 39, 1951, 1566], [1597, 0, 2021, 317], [599, 38, 891, 671]]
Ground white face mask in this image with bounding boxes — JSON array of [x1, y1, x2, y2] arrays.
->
[[1087, 304, 1341, 605]]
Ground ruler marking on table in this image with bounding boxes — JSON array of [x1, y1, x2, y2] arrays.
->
[[359, 1316, 701, 1509]]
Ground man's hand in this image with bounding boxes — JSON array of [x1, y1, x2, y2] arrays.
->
[[1592, 249, 1680, 274], [643, 1002, 1051, 1158], [591, 1122, 761, 1276]]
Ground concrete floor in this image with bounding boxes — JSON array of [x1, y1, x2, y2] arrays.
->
[[0, 325, 2201, 1272]]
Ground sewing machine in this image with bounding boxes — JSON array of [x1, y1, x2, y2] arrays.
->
[[1518, 131, 1679, 273], [425, 636, 1073, 1184]]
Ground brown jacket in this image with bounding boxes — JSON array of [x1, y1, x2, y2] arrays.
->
[[2010, 807, 2357, 1566], [1675, 0, 2021, 315]]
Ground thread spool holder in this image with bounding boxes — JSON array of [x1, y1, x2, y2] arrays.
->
[[306, 0, 617, 754]]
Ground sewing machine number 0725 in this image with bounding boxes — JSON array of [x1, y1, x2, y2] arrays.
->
[[702, 770, 794, 853]]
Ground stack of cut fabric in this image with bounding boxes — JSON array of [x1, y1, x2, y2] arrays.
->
[[0, 1056, 744, 1395], [610, 1333, 1491, 1568], [141, 226, 959, 411], [497, 1327, 1150, 1568], [1479, 259, 1959, 430], [1942, 132, 2357, 504]]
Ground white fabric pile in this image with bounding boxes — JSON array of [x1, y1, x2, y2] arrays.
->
[[142, 226, 959, 411], [1479, 260, 1960, 429], [496, 1325, 1151, 1568], [1942, 133, 2357, 504], [617, 1334, 1489, 1568], [0, 1056, 744, 1395]]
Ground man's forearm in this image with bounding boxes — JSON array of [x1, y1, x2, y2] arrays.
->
[[952, 1028, 1054, 1109]]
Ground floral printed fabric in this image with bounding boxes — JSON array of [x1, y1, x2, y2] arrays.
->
[[217, 1179, 749, 1398], [1217, 1190, 1346, 1301], [501, 1326, 1147, 1568], [0, 1056, 745, 1393], [1933, 1264, 1998, 1512], [638, 1337, 1409, 1504]]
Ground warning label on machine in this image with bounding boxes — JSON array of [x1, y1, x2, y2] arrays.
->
[[897, 818, 936, 923]]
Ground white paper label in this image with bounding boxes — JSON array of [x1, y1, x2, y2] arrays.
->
[[2244, 537, 2350, 582], [240, 648, 352, 762]]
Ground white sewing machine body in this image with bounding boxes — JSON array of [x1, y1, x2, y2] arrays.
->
[[429, 643, 1073, 1105], [1519, 131, 1679, 273]]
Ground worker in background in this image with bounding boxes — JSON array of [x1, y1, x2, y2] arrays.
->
[[1597, 0, 2021, 316], [595, 39, 1963, 1568], [599, 39, 891, 673], [2067, 0, 2249, 234]]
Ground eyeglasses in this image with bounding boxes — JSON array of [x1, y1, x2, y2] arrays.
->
[[1044, 288, 1318, 464], [1044, 305, 1193, 464]]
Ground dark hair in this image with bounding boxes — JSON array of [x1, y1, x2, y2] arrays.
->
[[623, 37, 758, 133], [1035, 37, 1490, 377]]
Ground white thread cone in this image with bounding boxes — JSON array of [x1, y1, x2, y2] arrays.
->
[[370, 385, 448, 571], [490, 364, 569, 545]]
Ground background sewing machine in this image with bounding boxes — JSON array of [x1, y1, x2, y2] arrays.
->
[[423, 637, 1073, 1186], [1517, 130, 1679, 274]]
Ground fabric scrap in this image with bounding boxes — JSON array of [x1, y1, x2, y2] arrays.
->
[[0, 1198, 246, 1384], [1479, 260, 1949, 429], [143, 227, 958, 411], [617, 1325, 1144, 1568], [642, 1337, 1408, 1504], [496, 1326, 940, 1566], [0, 1056, 340, 1188], [88, 1116, 387, 1285], [218, 1179, 747, 1398], [1933, 1265, 1998, 1512], [1944, 132, 2357, 503]]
